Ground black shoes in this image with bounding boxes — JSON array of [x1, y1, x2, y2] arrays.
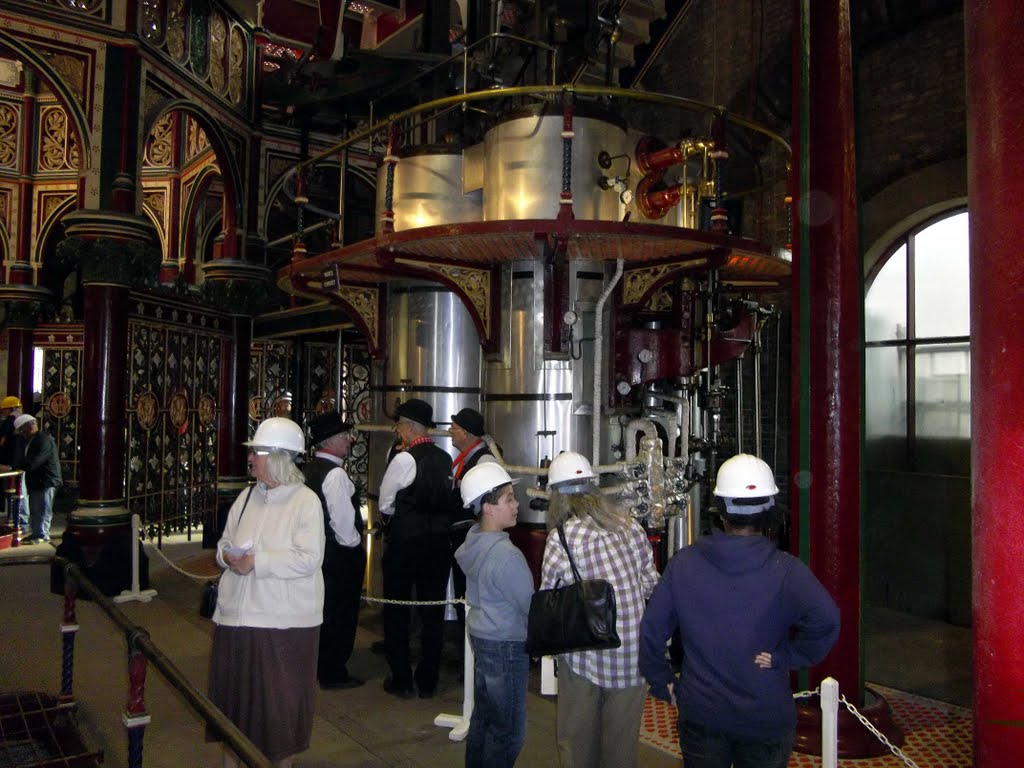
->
[[320, 676, 365, 691], [382, 676, 416, 699]]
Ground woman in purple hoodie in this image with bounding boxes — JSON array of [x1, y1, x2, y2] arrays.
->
[[639, 454, 840, 768]]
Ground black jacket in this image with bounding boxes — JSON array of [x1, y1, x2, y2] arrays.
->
[[15, 430, 62, 491]]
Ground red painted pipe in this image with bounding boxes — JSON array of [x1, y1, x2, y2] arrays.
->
[[966, 1, 1024, 763]]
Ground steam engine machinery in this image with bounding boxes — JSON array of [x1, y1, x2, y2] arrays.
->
[[277, 3, 791, 569]]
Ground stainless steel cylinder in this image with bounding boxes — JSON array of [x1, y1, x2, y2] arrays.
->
[[482, 105, 628, 222], [364, 281, 484, 596], [375, 147, 483, 235], [484, 259, 607, 523]]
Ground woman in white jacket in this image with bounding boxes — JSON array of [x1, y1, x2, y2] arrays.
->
[[208, 417, 325, 768]]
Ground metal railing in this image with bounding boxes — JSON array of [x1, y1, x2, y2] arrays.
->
[[0, 555, 274, 768]]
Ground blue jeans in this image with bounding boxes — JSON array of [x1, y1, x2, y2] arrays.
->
[[28, 486, 55, 539], [680, 720, 793, 768], [466, 636, 529, 768]]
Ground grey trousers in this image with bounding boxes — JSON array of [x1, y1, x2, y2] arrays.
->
[[555, 661, 646, 768]]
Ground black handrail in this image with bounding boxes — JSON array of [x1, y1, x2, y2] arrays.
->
[[1, 554, 274, 768]]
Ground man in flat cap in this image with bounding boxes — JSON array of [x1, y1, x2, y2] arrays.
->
[[304, 412, 365, 690], [377, 398, 454, 699]]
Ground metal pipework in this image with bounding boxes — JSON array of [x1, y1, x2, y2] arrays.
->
[[592, 254, 625, 464]]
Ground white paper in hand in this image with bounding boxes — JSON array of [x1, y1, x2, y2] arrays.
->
[[224, 540, 253, 558]]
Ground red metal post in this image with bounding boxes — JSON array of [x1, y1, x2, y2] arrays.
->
[[966, 2, 1024, 763]]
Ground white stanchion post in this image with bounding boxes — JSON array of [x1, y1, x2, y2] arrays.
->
[[113, 514, 158, 604], [434, 604, 474, 741], [820, 676, 839, 768]]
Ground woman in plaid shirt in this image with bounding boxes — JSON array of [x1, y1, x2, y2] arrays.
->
[[540, 452, 659, 768]]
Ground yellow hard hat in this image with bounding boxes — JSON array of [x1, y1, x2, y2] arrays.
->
[[1, 396, 21, 409]]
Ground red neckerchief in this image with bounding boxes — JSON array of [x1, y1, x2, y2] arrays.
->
[[408, 435, 434, 450], [452, 438, 483, 481]]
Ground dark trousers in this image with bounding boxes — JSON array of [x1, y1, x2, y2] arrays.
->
[[678, 720, 794, 768], [318, 539, 367, 684], [382, 533, 451, 693]]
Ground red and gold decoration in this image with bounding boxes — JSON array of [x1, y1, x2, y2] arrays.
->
[[135, 391, 159, 431]]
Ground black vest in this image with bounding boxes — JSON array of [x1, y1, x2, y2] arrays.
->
[[303, 456, 364, 540], [390, 442, 453, 542]]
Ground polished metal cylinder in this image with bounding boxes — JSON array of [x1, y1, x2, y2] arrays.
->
[[482, 105, 628, 222], [375, 147, 483, 235], [364, 281, 484, 594]]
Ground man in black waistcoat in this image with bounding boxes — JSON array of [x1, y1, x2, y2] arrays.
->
[[303, 411, 366, 690], [378, 398, 454, 699]]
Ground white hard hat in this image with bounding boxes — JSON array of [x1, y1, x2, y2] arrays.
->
[[13, 414, 35, 430], [713, 454, 779, 498], [548, 451, 597, 494], [461, 463, 518, 511], [243, 417, 305, 454]]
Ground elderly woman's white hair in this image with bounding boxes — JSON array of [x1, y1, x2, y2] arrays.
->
[[258, 448, 306, 486]]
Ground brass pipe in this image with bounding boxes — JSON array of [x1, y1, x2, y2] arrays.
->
[[293, 84, 792, 176]]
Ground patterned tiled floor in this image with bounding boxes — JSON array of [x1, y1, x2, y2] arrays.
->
[[639, 684, 971, 767]]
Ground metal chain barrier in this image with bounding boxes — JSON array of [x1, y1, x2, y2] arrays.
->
[[839, 694, 920, 768], [361, 595, 465, 607], [791, 681, 920, 768]]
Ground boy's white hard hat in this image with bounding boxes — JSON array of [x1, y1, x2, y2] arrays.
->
[[461, 463, 517, 511], [713, 453, 779, 498], [547, 451, 597, 493], [243, 417, 305, 454]]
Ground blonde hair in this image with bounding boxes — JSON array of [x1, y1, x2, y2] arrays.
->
[[546, 487, 629, 531], [262, 450, 306, 486]]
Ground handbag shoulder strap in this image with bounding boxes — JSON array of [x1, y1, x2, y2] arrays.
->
[[238, 484, 255, 521], [557, 524, 584, 584], [213, 485, 256, 585]]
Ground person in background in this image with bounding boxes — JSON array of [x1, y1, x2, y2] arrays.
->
[[3, 414, 61, 544], [455, 463, 533, 768], [639, 453, 840, 768], [0, 395, 28, 534], [208, 417, 325, 768], [540, 451, 659, 768], [304, 411, 366, 690], [377, 398, 454, 699]]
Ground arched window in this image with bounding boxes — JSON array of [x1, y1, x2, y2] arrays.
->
[[864, 208, 970, 474]]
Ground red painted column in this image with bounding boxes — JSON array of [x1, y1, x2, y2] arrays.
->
[[5, 325, 34, 405], [206, 314, 252, 546], [966, 3, 1024, 764], [78, 281, 130, 507], [797, 0, 862, 696]]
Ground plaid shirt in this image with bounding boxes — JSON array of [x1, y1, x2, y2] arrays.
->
[[539, 516, 659, 688]]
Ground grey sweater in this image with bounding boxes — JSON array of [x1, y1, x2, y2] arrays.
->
[[455, 524, 534, 641]]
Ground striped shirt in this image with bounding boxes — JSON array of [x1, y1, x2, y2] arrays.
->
[[539, 515, 659, 688]]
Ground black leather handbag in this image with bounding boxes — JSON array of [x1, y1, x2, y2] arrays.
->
[[199, 486, 254, 620], [199, 579, 219, 619], [526, 525, 621, 656]]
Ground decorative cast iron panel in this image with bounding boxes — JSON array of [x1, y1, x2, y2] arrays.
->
[[127, 297, 227, 539], [300, 342, 371, 502], [34, 325, 85, 487], [249, 340, 293, 437]]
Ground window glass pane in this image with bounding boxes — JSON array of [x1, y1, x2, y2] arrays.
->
[[913, 212, 970, 338], [865, 244, 907, 342], [864, 346, 907, 469], [915, 342, 971, 439]]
